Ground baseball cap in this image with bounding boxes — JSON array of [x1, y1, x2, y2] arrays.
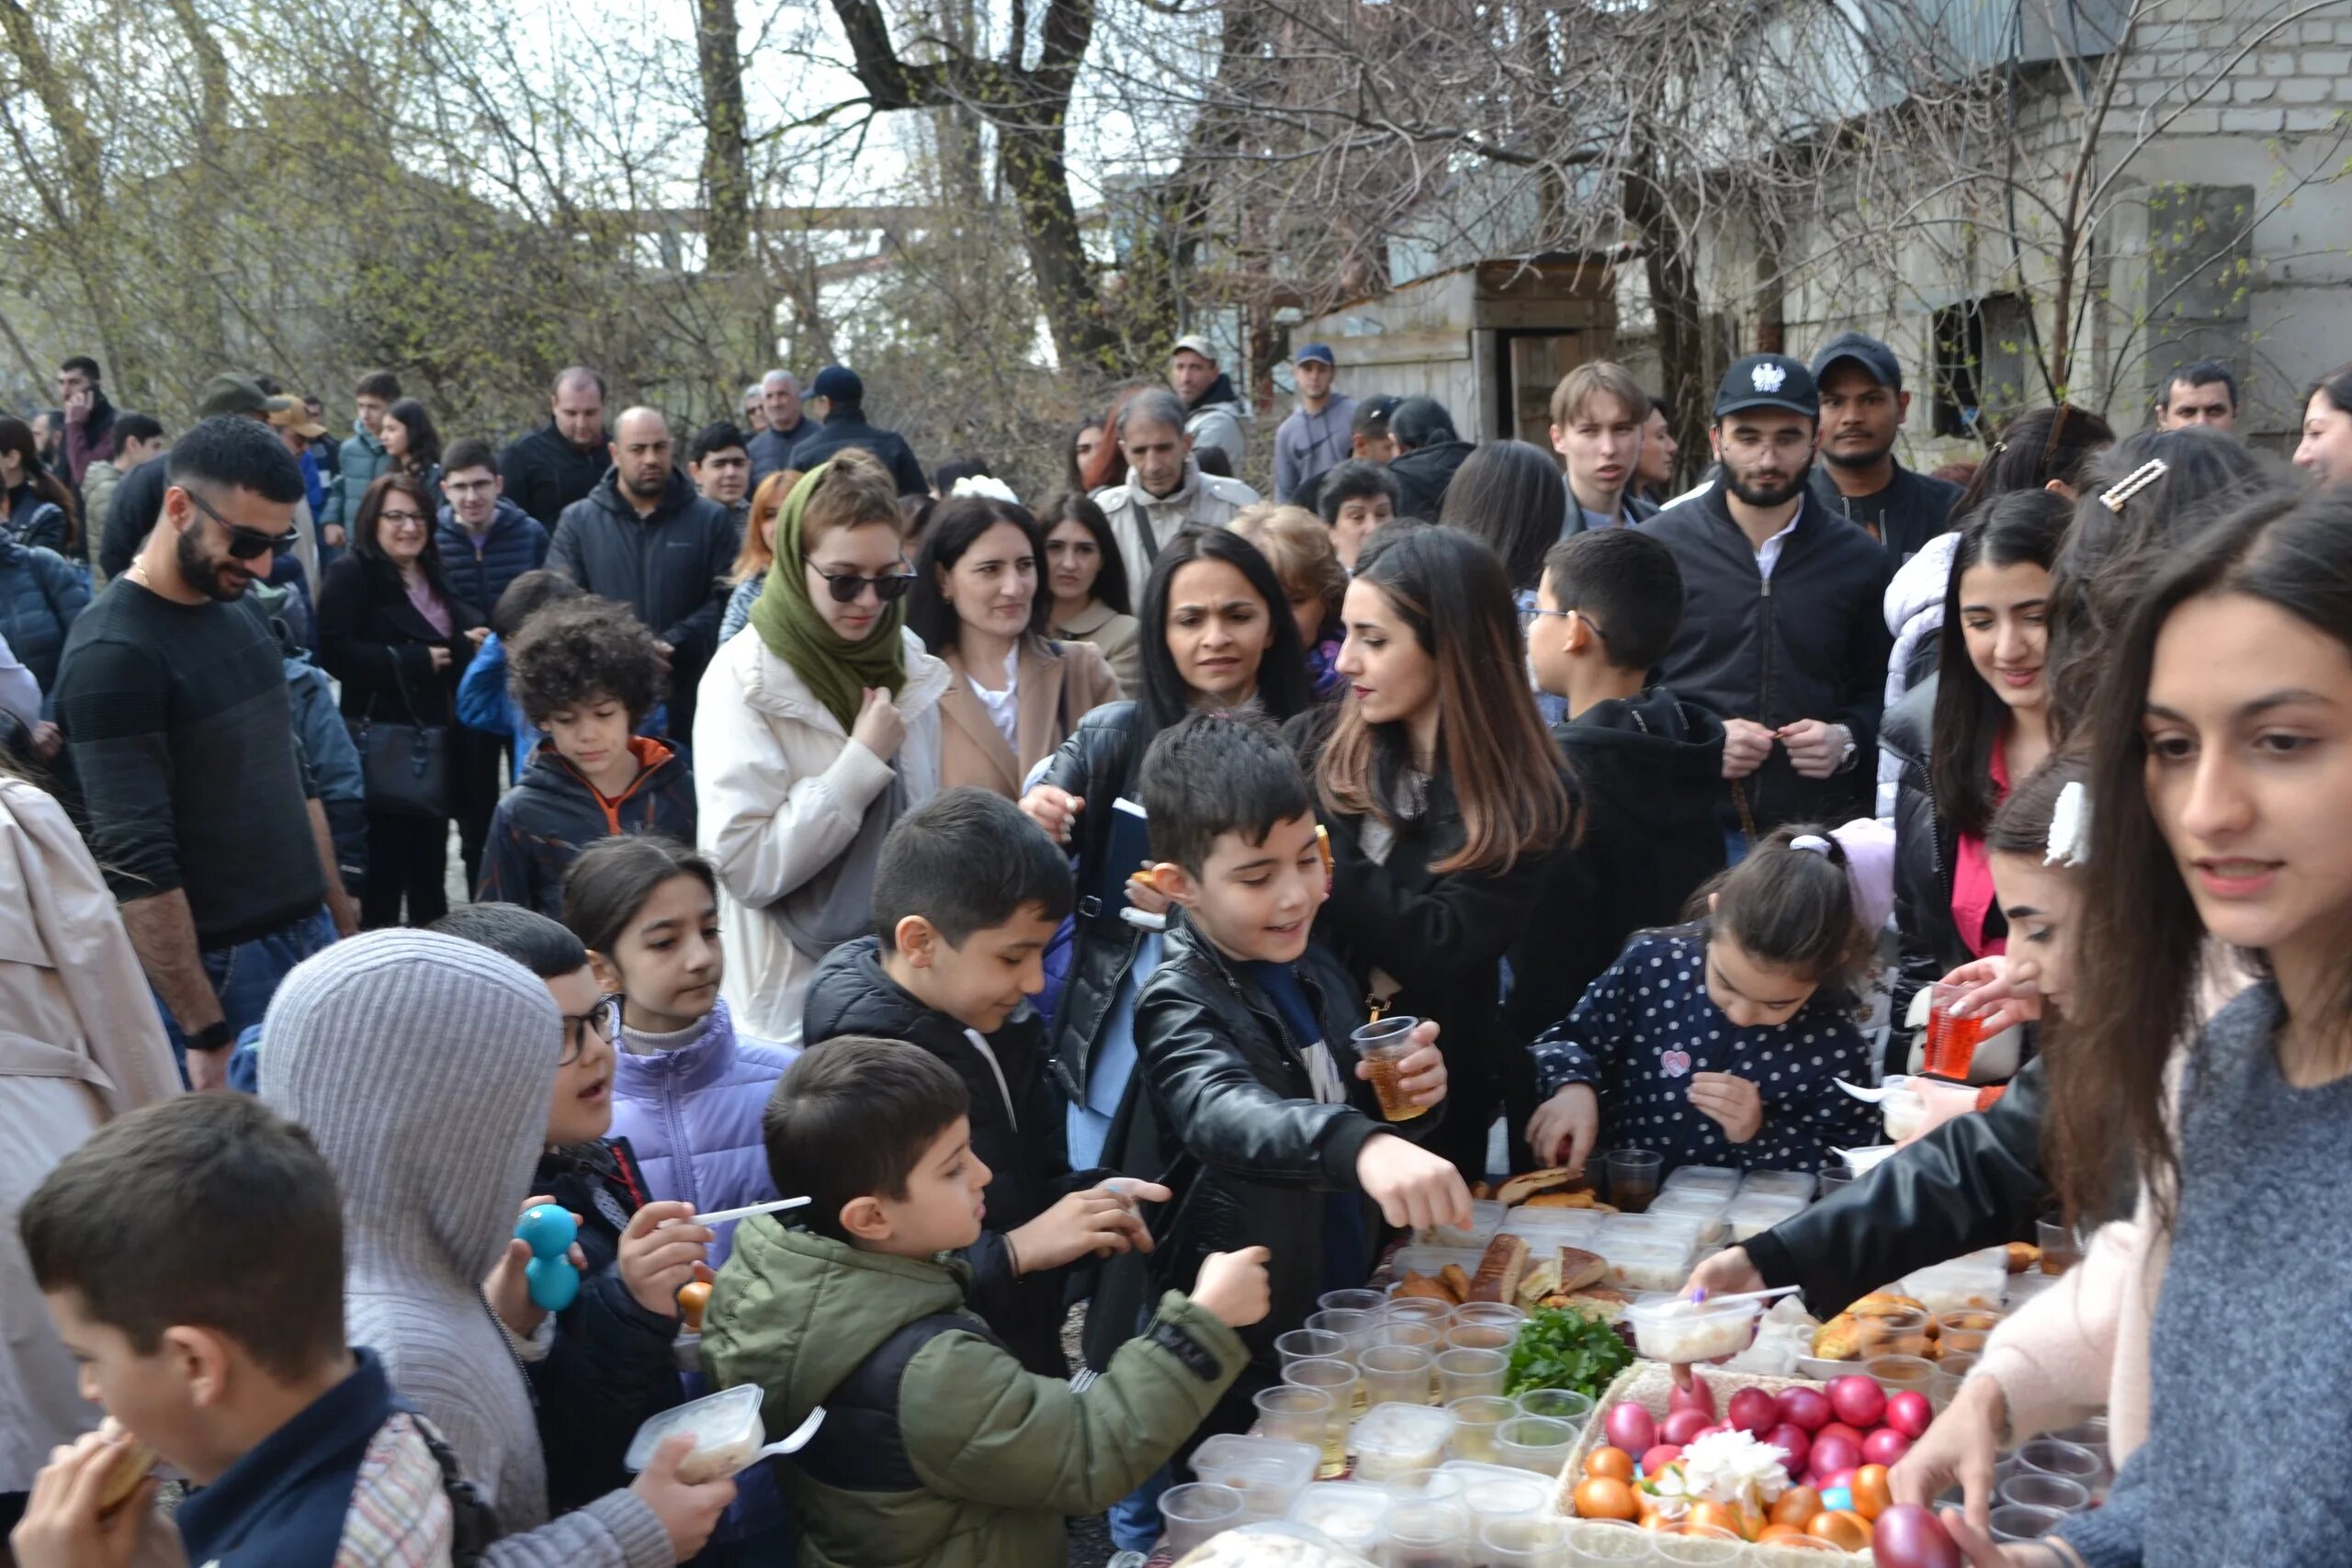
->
[[808, 366, 863, 406], [1295, 343, 1335, 367], [268, 400, 328, 439], [1810, 331, 1903, 392], [1171, 334, 1217, 363], [1713, 354, 1818, 420], [197, 373, 272, 420]]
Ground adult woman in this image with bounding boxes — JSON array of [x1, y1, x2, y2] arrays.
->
[[1036, 491, 1140, 694], [0, 416, 77, 556], [1883, 491, 2069, 1059], [1023, 528, 1312, 1170], [907, 494, 1121, 798], [694, 448, 951, 1043], [1066, 415, 1108, 493], [719, 469, 796, 642], [1436, 439, 1570, 721], [2291, 361, 2352, 486], [0, 527, 88, 701], [380, 397, 444, 503], [317, 473, 485, 928], [1228, 502, 1348, 701], [1301, 525, 1575, 1182]]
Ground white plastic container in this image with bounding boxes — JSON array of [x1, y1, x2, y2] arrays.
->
[[1737, 1168, 1818, 1201], [1439, 1461, 1555, 1522], [1600, 1213, 1706, 1252], [1622, 1294, 1758, 1364], [1189, 1433, 1320, 1521], [1416, 1200, 1507, 1251], [1600, 1236, 1696, 1292], [1722, 1192, 1807, 1242], [1660, 1165, 1742, 1195], [624, 1385, 766, 1483], [1498, 1209, 1606, 1249], [1286, 1480, 1394, 1551], [1902, 1248, 2010, 1314], [1349, 1402, 1457, 1483]]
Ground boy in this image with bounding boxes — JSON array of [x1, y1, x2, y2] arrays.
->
[[1090, 714, 1466, 1438], [435, 437, 552, 632], [322, 370, 400, 548], [13, 1094, 457, 1567], [703, 1036, 1268, 1568], [1549, 360, 1657, 531], [479, 595, 695, 916], [1313, 457, 1401, 571], [803, 787, 1165, 1378], [1506, 528, 1727, 1041]]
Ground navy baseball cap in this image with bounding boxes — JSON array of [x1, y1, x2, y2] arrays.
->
[[809, 366, 863, 405], [1295, 343, 1336, 367], [1810, 331, 1904, 392], [1713, 354, 1818, 420]]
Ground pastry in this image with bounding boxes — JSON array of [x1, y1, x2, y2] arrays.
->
[[96, 1418, 155, 1512], [1514, 1258, 1562, 1310], [1439, 1264, 1474, 1303], [1557, 1246, 1607, 1293], [1812, 1313, 1861, 1360], [1395, 1270, 1453, 1303], [1469, 1233, 1531, 1303], [1471, 1180, 1496, 1201], [1495, 1167, 1593, 1206], [2006, 1243, 2041, 1274], [1521, 1190, 1598, 1210]]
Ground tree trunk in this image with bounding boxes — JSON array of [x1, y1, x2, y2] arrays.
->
[[998, 118, 1116, 367], [1625, 153, 1708, 489], [695, 0, 752, 276]]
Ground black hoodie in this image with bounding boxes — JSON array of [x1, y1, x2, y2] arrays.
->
[[1504, 688, 1729, 1041], [1387, 439, 1476, 520]]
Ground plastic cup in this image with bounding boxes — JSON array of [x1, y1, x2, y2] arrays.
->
[[1252, 1384, 1335, 1450], [1381, 1468, 1464, 1504], [1938, 1348, 1980, 1379], [1456, 1469, 1548, 1521], [1603, 1148, 1662, 1213], [1452, 1302, 1527, 1329], [1928, 1371, 1965, 1414], [1570, 1522, 1654, 1565], [1381, 1318, 1443, 1352], [1435, 1347, 1510, 1402], [1816, 1161, 1855, 1199], [1384, 1298, 1454, 1330], [1988, 1503, 2066, 1543], [1276, 1327, 1347, 1368], [1856, 1305, 1932, 1359], [1494, 1415, 1577, 1473], [1360, 1343, 1436, 1406], [1936, 1308, 2005, 1357], [1308, 1307, 1379, 1357], [1378, 1496, 1470, 1559], [1481, 1515, 1574, 1568], [2015, 1437, 2102, 1485], [1656, 1527, 1744, 1564], [1159, 1481, 1243, 1555], [1513, 1388, 1592, 1425], [1446, 1322, 1516, 1354], [2038, 1218, 2083, 1275], [1284, 1356, 1363, 1440], [1445, 1393, 1518, 1463], [1864, 1353, 1939, 1393], [1322, 1287, 1390, 1314], [2053, 1415, 2109, 1451], [1922, 980, 1985, 1079], [1351, 1014, 1429, 1122], [1998, 1472, 2090, 1514]]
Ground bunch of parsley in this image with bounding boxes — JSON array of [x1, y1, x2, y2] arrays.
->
[[1504, 1307, 1634, 1398]]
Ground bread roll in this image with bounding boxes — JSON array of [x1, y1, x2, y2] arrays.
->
[[1469, 1234, 1530, 1303], [96, 1418, 155, 1512]]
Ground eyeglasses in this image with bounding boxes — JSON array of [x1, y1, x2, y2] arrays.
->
[[558, 994, 623, 1066], [1520, 605, 1610, 646], [808, 565, 917, 604], [179, 486, 300, 559], [377, 509, 431, 529]]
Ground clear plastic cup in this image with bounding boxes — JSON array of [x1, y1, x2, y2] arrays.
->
[[1444, 1393, 1518, 1464], [1384, 1297, 1455, 1331], [1381, 1467, 1464, 1505], [1493, 1415, 1577, 1474], [1377, 1496, 1470, 1559], [1452, 1302, 1528, 1330], [1989, 1503, 2066, 1543], [1569, 1521, 1654, 1565], [1446, 1322, 1516, 1354], [1481, 1515, 1574, 1567], [1360, 1343, 1436, 1406], [1351, 1015, 1430, 1122], [1284, 1356, 1363, 1439], [1928, 1371, 1965, 1414], [2015, 1437, 2102, 1484], [1864, 1353, 1939, 1393], [1434, 1347, 1509, 1403], [1381, 1318, 1443, 1352], [1936, 1308, 2006, 1356], [1159, 1481, 1243, 1556], [1816, 1161, 1856, 1199], [1252, 1384, 1335, 1450], [1321, 1287, 1390, 1314], [1453, 1467, 1549, 1521], [1514, 1388, 1592, 1425], [2037, 1218, 2083, 1274], [1286, 1481, 1392, 1551], [1276, 1327, 1347, 1368], [1603, 1147, 1662, 1213], [1656, 1526, 1744, 1564], [1308, 1307, 1378, 1356], [1998, 1472, 2090, 1514]]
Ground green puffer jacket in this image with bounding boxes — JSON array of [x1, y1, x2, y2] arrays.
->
[[705, 1217, 1247, 1568]]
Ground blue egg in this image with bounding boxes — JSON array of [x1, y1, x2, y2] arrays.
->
[[1820, 1485, 1854, 1514], [525, 1254, 580, 1312], [515, 1203, 578, 1258]]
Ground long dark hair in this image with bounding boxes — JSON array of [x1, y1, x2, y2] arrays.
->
[[1928, 491, 2071, 838], [1984, 749, 2090, 859], [384, 399, 442, 475], [562, 833, 718, 959], [1951, 404, 2115, 519], [353, 473, 454, 597], [905, 495, 1051, 655], [1437, 440, 1565, 590], [2057, 484, 2352, 1232], [1316, 525, 1573, 875], [1035, 490, 1132, 616], [0, 414, 79, 553], [1694, 824, 1872, 993], [1136, 528, 1311, 736], [2309, 361, 2352, 417]]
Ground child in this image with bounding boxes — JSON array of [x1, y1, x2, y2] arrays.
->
[[460, 568, 585, 780], [802, 786, 1160, 1377], [567, 835, 799, 1268], [1227, 502, 1349, 699], [702, 1036, 1269, 1568], [1508, 527, 1727, 1042], [13, 1094, 457, 1568], [1526, 827, 1881, 1180], [480, 597, 697, 916]]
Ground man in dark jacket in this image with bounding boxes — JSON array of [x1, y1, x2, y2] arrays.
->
[[1385, 396, 1476, 519], [1807, 332, 1962, 567], [500, 366, 612, 529], [435, 436, 551, 623], [785, 365, 927, 496], [56, 354, 117, 487], [548, 406, 739, 741], [745, 369, 809, 483], [1642, 354, 1893, 841]]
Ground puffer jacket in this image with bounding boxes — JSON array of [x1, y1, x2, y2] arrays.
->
[[693, 625, 950, 1043], [0, 537, 89, 696], [1092, 464, 1261, 598], [4, 483, 70, 556], [323, 424, 389, 531], [1878, 532, 1958, 815], [607, 996, 800, 1269], [1034, 701, 1155, 1111], [1882, 675, 1980, 1039], [550, 467, 740, 735], [477, 737, 696, 918], [437, 497, 551, 621]]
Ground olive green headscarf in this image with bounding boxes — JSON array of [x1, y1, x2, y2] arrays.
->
[[747, 461, 908, 731]]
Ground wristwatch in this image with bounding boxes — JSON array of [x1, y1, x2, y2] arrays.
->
[[1829, 723, 1859, 774], [190, 1018, 236, 1054]]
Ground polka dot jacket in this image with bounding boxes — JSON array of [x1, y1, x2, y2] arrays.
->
[[1531, 927, 1880, 1177]]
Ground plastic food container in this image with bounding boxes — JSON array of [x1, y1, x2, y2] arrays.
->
[[1190, 1434, 1320, 1520], [1646, 1186, 1734, 1222], [1623, 1295, 1757, 1363], [1379, 1497, 1471, 1561], [1882, 1089, 1926, 1142], [1661, 1165, 1742, 1195], [1600, 1236, 1696, 1292], [1416, 1200, 1507, 1250], [1600, 1213, 1706, 1253], [1387, 1245, 1486, 1292], [1498, 1209, 1606, 1249], [1350, 1402, 1457, 1482], [624, 1384, 766, 1483], [1722, 1193, 1807, 1242], [1442, 1463, 1552, 1521], [1902, 1248, 2009, 1314], [1839, 1144, 1902, 1177], [1737, 1168, 1817, 1201], [1286, 1480, 1394, 1551]]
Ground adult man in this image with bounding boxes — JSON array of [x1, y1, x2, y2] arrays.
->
[[1273, 344, 1358, 504], [1642, 355, 1892, 842], [435, 437, 549, 628], [320, 370, 400, 550], [79, 412, 164, 581], [1289, 394, 1399, 515], [500, 366, 611, 529], [1093, 388, 1261, 589], [1169, 334, 1251, 471], [747, 369, 809, 482], [1385, 397, 1476, 519], [784, 366, 928, 495], [54, 417, 356, 1089], [689, 420, 754, 533], [57, 355, 119, 487], [1806, 332, 1962, 563], [265, 398, 330, 588], [548, 407, 739, 739], [99, 374, 306, 581], [1550, 361, 1657, 532], [1634, 394, 1679, 505], [741, 380, 769, 434], [2154, 359, 2238, 431]]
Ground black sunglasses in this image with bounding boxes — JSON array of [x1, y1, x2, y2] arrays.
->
[[180, 487, 300, 560], [809, 566, 917, 604]]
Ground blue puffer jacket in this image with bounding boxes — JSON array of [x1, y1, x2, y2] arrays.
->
[[435, 497, 549, 617], [0, 536, 90, 697], [607, 998, 798, 1269]]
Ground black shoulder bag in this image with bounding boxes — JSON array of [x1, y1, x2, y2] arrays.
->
[[349, 649, 449, 818]]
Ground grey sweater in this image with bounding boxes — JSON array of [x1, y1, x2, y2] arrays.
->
[[2057, 983, 2341, 1568], [260, 931, 674, 1568]]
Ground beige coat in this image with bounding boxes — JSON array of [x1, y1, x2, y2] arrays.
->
[[1052, 600, 1143, 698], [0, 775, 181, 1489], [695, 627, 951, 1043], [1092, 464, 1260, 593], [936, 637, 1124, 800]]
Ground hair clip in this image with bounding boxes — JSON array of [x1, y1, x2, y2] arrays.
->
[[950, 474, 1018, 503], [1789, 834, 1833, 856], [2045, 780, 2091, 868], [2100, 458, 2168, 513]]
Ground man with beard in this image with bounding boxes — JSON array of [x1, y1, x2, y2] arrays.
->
[[500, 366, 613, 529], [1642, 355, 1892, 846], [1805, 332, 1961, 566], [548, 406, 739, 741], [54, 417, 355, 1089]]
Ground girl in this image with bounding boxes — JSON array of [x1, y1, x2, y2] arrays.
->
[[1037, 491, 1140, 695], [2292, 361, 2352, 486], [1884, 491, 2070, 1060], [1023, 527, 1312, 1168], [1302, 524, 1573, 1181], [1228, 502, 1349, 702], [317, 472, 485, 928], [1527, 827, 1880, 1179], [380, 397, 444, 503], [0, 415, 77, 556], [694, 447, 951, 1043], [1066, 414, 1108, 493], [1435, 439, 1571, 721], [718, 468, 795, 642], [908, 493, 1121, 798], [563, 833, 797, 1268]]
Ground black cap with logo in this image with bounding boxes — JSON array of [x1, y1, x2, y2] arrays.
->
[[1713, 354, 1819, 420]]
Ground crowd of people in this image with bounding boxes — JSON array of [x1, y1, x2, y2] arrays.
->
[[2, 326, 2350, 1568]]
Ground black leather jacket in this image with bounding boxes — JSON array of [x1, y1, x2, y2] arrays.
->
[[1742, 1055, 2046, 1314], [1883, 677, 1962, 1033], [1036, 701, 1155, 1109]]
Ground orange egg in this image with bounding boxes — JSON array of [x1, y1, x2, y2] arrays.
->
[[1685, 1501, 1744, 1539], [1640, 1512, 1680, 1532], [1573, 1478, 1639, 1522], [1771, 1485, 1825, 1528], [1736, 1503, 1770, 1541], [675, 1280, 711, 1332], [1585, 1446, 1636, 1483], [1806, 1509, 1873, 1551], [1851, 1463, 1894, 1521], [1758, 1524, 1813, 1544]]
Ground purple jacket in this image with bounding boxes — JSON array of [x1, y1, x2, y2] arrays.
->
[[608, 998, 799, 1267]]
